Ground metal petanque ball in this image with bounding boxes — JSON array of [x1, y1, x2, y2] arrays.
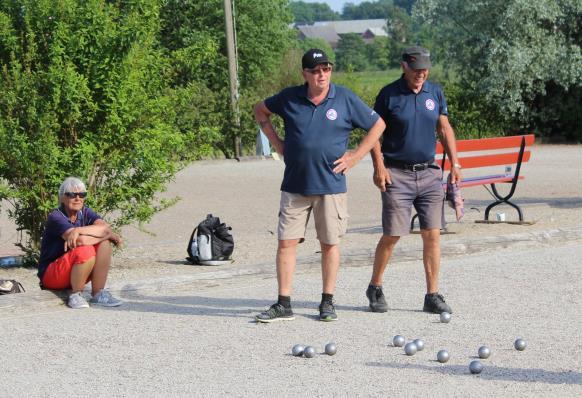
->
[[292, 344, 305, 357], [413, 339, 425, 351], [469, 360, 484, 374], [325, 342, 337, 356], [514, 338, 527, 351], [440, 312, 451, 323], [303, 346, 316, 358], [478, 346, 491, 359], [437, 350, 450, 363], [393, 335, 406, 347], [404, 342, 418, 356]]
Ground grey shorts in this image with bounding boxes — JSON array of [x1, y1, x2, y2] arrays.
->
[[381, 166, 444, 236], [278, 191, 349, 245]]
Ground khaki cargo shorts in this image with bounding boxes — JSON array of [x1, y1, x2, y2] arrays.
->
[[278, 191, 349, 245]]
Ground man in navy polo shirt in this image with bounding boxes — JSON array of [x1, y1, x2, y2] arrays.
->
[[253, 48, 385, 322], [366, 46, 462, 314]]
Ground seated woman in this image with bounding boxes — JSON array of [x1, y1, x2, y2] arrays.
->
[[37, 177, 123, 309]]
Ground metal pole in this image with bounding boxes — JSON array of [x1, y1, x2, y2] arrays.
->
[[223, 0, 241, 158]]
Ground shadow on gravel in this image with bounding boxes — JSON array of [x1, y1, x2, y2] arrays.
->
[[367, 361, 582, 385], [111, 292, 387, 319]]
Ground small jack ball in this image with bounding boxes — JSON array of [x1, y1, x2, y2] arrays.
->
[[303, 346, 316, 358], [514, 338, 527, 351], [393, 335, 405, 347], [325, 342, 337, 356], [469, 360, 483, 374], [437, 350, 449, 363], [478, 346, 491, 359]]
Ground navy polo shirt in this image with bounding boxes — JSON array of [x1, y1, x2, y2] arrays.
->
[[38, 206, 101, 279], [374, 77, 448, 163], [265, 83, 379, 195]]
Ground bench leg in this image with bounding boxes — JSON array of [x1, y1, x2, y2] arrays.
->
[[484, 199, 524, 221]]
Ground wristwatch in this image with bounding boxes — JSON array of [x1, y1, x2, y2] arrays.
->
[[452, 163, 462, 169]]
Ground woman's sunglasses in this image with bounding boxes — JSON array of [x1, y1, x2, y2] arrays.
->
[[64, 192, 87, 199]]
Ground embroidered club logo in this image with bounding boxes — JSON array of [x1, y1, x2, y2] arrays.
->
[[425, 99, 435, 111], [326, 109, 338, 120]]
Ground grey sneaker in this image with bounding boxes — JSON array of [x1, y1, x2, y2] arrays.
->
[[366, 285, 388, 313], [423, 293, 452, 314], [89, 289, 122, 307], [256, 303, 295, 323], [319, 300, 338, 322], [68, 292, 89, 309]]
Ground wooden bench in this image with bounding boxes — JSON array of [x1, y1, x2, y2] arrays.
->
[[411, 134, 535, 231]]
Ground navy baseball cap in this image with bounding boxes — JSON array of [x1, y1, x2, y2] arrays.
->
[[302, 48, 333, 69], [402, 46, 431, 69]]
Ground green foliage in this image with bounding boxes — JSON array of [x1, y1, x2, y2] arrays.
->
[[414, 0, 582, 141], [335, 33, 369, 71], [0, 0, 187, 260], [290, 1, 339, 24], [160, 0, 295, 157], [342, 0, 393, 19]]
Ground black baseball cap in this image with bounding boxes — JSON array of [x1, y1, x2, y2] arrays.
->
[[402, 46, 431, 69], [302, 48, 333, 69]]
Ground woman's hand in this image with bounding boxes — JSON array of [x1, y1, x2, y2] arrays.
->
[[63, 228, 81, 251]]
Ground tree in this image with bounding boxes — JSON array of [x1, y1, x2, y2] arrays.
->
[[290, 1, 339, 24], [159, 0, 295, 157], [414, 0, 582, 140], [335, 33, 369, 71], [342, 0, 393, 20], [0, 0, 185, 260]]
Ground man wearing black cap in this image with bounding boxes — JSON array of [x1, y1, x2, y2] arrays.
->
[[365, 46, 462, 314], [253, 48, 385, 322]]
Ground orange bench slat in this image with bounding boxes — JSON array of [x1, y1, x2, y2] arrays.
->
[[436, 134, 534, 154], [441, 151, 531, 170]]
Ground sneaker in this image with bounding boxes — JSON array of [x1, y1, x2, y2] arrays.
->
[[68, 292, 89, 309], [89, 289, 122, 307], [319, 300, 338, 322], [256, 303, 295, 323], [423, 293, 452, 314], [366, 285, 388, 313]]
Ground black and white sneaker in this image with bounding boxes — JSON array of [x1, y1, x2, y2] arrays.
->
[[256, 303, 295, 323], [423, 293, 452, 314], [319, 300, 338, 322], [366, 285, 388, 313]]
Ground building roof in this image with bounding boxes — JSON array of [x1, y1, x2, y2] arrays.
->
[[312, 19, 387, 35], [297, 25, 341, 45], [364, 27, 388, 37]]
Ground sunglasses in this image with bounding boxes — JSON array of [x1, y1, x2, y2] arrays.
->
[[305, 66, 332, 74], [64, 192, 87, 199]]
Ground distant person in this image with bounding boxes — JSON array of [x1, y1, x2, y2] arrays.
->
[[366, 46, 462, 314], [253, 48, 385, 322], [38, 177, 123, 309]]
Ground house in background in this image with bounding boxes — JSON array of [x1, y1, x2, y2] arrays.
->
[[296, 19, 388, 48], [297, 25, 341, 48]]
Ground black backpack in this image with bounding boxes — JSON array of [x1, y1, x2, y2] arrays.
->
[[186, 214, 234, 265], [0, 279, 25, 295]]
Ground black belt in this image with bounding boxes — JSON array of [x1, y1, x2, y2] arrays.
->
[[384, 158, 439, 171]]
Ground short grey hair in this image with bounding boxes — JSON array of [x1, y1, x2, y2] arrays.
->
[[58, 177, 87, 204]]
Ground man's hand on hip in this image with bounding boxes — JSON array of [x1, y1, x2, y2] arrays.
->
[[333, 151, 358, 174]]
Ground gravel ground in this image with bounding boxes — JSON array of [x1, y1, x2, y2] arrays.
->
[[1, 242, 581, 397], [1, 144, 582, 397]]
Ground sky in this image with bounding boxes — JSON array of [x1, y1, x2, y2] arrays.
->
[[299, 0, 367, 13]]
